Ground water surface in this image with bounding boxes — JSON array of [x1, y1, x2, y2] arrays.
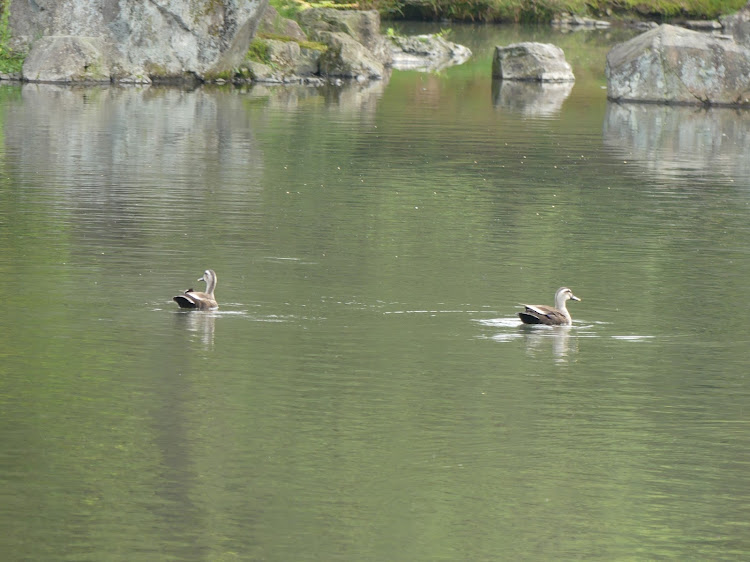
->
[[1, 23, 750, 561]]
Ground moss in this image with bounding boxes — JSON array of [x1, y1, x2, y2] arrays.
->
[[0, 0, 24, 74], [246, 38, 271, 64], [258, 33, 328, 52], [204, 68, 235, 81]]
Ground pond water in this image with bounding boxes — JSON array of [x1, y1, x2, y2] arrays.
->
[[2, 23, 750, 561]]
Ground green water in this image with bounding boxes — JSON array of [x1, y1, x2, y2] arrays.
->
[[2, 24, 750, 561]]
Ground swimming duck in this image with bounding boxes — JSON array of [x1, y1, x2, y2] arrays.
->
[[173, 269, 218, 310], [518, 287, 580, 326]]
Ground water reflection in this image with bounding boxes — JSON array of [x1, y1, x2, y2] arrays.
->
[[244, 78, 388, 117], [603, 102, 750, 181], [8, 83, 265, 196], [174, 310, 216, 348], [520, 325, 576, 363], [492, 79, 574, 117]]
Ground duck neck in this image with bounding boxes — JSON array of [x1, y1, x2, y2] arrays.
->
[[205, 272, 216, 297], [554, 295, 568, 313]]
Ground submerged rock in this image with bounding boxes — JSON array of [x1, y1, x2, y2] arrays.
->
[[492, 42, 574, 82], [606, 24, 750, 106], [551, 13, 611, 29], [388, 34, 471, 72]]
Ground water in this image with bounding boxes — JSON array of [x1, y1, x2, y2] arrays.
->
[[2, 23, 750, 561]]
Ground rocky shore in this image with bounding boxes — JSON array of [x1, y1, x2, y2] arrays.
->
[[5, 1, 471, 85]]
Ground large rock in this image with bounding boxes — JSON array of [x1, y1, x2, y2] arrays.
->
[[606, 24, 750, 106], [299, 8, 391, 65], [317, 31, 385, 80], [13, 0, 268, 83], [492, 42, 574, 82], [721, 1, 750, 47]]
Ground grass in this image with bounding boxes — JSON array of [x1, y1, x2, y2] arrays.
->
[[308, 0, 748, 22], [0, 0, 24, 74]]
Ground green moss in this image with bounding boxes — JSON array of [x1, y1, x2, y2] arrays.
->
[[258, 33, 328, 52], [0, 0, 24, 74], [246, 38, 271, 64]]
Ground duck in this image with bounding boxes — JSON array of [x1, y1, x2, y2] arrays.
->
[[173, 269, 218, 310], [518, 287, 580, 326]]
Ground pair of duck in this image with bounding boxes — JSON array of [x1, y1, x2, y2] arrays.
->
[[174, 270, 581, 325]]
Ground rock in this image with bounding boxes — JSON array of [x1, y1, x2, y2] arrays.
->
[[551, 13, 611, 29], [317, 31, 385, 80], [682, 20, 722, 30], [388, 34, 471, 72], [721, 1, 750, 47], [258, 5, 307, 41], [492, 42, 574, 82], [299, 8, 391, 65], [606, 24, 750, 105], [11, 0, 268, 83], [22, 36, 112, 83]]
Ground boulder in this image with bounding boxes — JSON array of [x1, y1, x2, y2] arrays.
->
[[492, 42, 575, 82], [268, 40, 320, 76], [388, 34, 471, 72], [317, 31, 385, 80], [605, 24, 750, 106], [721, 1, 750, 47], [299, 8, 391, 65], [12, 0, 268, 83], [258, 5, 307, 41]]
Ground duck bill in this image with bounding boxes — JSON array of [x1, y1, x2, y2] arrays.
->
[[571, 295, 581, 301]]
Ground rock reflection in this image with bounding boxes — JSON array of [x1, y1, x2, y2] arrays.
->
[[245, 77, 389, 118], [521, 325, 576, 363], [492, 79, 574, 117], [603, 102, 750, 181], [9, 82, 264, 194]]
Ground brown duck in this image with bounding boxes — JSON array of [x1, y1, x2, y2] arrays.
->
[[173, 269, 218, 310], [518, 287, 580, 326]]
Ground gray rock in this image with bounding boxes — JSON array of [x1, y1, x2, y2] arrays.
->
[[606, 24, 750, 105], [266, 39, 320, 77], [258, 5, 307, 41], [721, 1, 750, 47], [551, 13, 610, 29], [22, 36, 112, 83], [388, 34, 471, 72], [11, 0, 268, 83], [492, 42, 574, 82], [682, 20, 722, 30], [299, 8, 391, 65], [317, 31, 385, 79]]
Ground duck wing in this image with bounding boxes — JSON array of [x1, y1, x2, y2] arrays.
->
[[518, 304, 568, 325], [183, 290, 218, 310], [173, 293, 197, 308]]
